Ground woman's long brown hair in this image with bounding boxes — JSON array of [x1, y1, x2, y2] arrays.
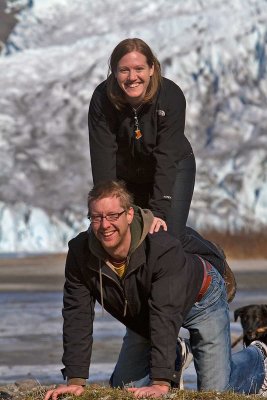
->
[[106, 38, 162, 110]]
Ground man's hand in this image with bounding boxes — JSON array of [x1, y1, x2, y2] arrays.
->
[[127, 384, 169, 398], [149, 217, 167, 234], [44, 384, 85, 400]]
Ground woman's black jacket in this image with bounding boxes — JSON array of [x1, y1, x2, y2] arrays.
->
[[88, 77, 193, 220]]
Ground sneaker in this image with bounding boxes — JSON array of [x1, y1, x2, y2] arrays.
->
[[251, 340, 267, 396], [175, 337, 193, 390]]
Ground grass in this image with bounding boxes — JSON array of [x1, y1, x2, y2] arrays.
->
[[24, 384, 263, 400]]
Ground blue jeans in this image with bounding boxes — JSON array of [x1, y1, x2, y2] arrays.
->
[[111, 266, 265, 394]]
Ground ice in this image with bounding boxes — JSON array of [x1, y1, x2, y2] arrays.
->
[[0, 0, 267, 251]]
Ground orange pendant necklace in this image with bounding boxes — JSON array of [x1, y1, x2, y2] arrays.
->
[[132, 104, 143, 140]]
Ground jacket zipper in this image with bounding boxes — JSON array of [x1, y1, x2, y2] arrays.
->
[[101, 271, 128, 317], [121, 258, 143, 317]]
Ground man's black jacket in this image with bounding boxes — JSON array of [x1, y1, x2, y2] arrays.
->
[[62, 231, 204, 385]]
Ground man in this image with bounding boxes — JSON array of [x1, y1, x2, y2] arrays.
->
[[45, 181, 267, 399]]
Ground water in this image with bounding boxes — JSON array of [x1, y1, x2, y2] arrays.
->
[[0, 270, 266, 388], [0, 291, 125, 385]]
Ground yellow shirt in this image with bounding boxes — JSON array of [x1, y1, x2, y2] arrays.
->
[[109, 259, 127, 278]]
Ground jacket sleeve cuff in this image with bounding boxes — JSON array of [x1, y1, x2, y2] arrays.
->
[[151, 379, 171, 387], [67, 378, 86, 386], [150, 367, 179, 384], [61, 367, 89, 381]]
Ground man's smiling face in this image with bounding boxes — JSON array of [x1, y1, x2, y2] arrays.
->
[[89, 195, 134, 259], [115, 51, 154, 106]]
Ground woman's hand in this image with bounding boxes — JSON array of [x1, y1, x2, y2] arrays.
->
[[44, 384, 85, 400], [149, 217, 167, 234], [127, 384, 169, 398]]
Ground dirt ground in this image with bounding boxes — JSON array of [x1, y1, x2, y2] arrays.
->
[[0, 253, 266, 292], [0, 254, 66, 291]]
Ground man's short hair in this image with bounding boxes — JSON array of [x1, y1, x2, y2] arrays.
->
[[87, 180, 133, 213]]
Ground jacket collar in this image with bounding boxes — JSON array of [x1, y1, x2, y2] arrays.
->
[[87, 235, 147, 277]]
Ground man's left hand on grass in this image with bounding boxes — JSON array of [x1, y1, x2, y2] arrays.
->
[[127, 384, 169, 398]]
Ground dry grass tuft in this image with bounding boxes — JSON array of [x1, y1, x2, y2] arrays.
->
[[200, 230, 267, 259], [24, 384, 261, 400]]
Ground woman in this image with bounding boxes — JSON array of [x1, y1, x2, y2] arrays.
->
[[88, 38, 195, 239]]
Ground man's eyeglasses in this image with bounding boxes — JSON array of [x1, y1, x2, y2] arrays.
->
[[88, 210, 126, 223]]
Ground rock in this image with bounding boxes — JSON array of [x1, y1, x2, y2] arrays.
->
[[0, 382, 51, 400], [0, 391, 13, 400], [14, 379, 39, 391]]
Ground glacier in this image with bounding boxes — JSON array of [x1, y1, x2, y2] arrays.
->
[[0, 0, 267, 252]]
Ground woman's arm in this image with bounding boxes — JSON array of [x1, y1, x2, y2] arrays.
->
[[88, 83, 118, 184], [149, 216, 167, 233], [149, 79, 192, 220]]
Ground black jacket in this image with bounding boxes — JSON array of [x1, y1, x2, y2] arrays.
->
[[61, 207, 207, 385], [88, 77, 193, 220]]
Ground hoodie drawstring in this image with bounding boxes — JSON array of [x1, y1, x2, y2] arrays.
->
[[123, 299, 128, 317], [99, 260, 104, 317], [98, 259, 128, 317]]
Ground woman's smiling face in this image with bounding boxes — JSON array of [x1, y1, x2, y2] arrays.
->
[[115, 51, 154, 106]]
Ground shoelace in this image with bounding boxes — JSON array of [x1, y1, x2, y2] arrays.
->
[[254, 342, 267, 393], [261, 360, 267, 392]]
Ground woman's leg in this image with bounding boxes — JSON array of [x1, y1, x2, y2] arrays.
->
[[167, 153, 196, 240], [110, 328, 151, 388]]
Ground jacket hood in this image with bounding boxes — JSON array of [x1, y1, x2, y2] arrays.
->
[[87, 205, 153, 316], [88, 205, 154, 261]]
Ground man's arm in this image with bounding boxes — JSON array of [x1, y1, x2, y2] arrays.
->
[[126, 245, 185, 398], [62, 246, 95, 381], [148, 236, 200, 385], [45, 242, 95, 399]]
